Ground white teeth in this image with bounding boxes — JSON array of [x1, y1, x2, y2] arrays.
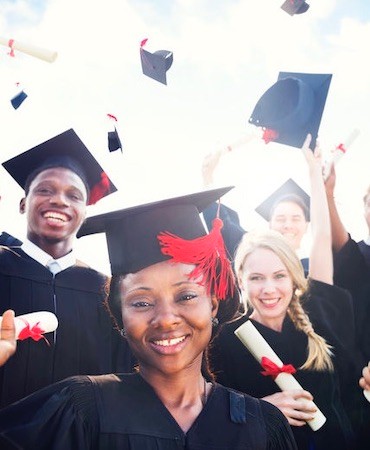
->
[[44, 212, 67, 222], [261, 299, 279, 305], [153, 336, 186, 346]]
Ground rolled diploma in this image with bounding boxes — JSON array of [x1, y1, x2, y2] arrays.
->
[[0, 311, 58, 340], [0, 36, 58, 63], [234, 320, 326, 431], [323, 128, 360, 181]]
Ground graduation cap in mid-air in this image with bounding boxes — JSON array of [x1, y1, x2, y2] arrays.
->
[[10, 83, 28, 109], [255, 178, 310, 222], [107, 114, 122, 153], [140, 38, 173, 85], [2, 128, 117, 205], [248, 72, 332, 150], [281, 0, 310, 16]]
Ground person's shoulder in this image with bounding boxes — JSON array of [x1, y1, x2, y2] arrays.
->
[[74, 260, 109, 279]]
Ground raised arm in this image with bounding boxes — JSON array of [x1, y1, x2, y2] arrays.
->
[[302, 135, 333, 284], [324, 164, 349, 252]]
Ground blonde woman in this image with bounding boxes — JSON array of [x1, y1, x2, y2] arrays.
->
[[209, 135, 358, 449]]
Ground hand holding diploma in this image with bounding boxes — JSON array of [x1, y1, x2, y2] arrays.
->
[[0, 310, 16, 367], [359, 361, 370, 402], [234, 320, 327, 431], [0, 310, 58, 343]]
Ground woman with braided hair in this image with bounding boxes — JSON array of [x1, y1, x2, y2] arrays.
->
[[209, 135, 359, 449]]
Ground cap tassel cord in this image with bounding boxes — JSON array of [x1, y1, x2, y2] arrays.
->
[[262, 128, 279, 144], [158, 217, 234, 300], [88, 172, 110, 205]]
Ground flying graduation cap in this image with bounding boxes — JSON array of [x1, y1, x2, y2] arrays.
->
[[10, 82, 28, 109], [255, 178, 310, 222], [281, 0, 310, 16], [2, 128, 117, 205], [107, 114, 123, 153], [248, 72, 332, 150], [140, 38, 173, 85]]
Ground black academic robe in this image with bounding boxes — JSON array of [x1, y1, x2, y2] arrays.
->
[[0, 247, 135, 408], [209, 280, 361, 450], [0, 373, 297, 450], [333, 236, 370, 363], [0, 232, 22, 246]]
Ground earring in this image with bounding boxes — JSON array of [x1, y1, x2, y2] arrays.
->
[[211, 317, 219, 327], [119, 328, 126, 337]]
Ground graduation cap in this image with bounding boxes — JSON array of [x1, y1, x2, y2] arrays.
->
[[107, 114, 122, 153], [255, 178, 310, 221], [140, 39, 173, 85], [78, 187, 235, 299], [2, 128, 117, 205], [11, 89, 28, 109], [248, 72, 332, 150], [281, 0, 310, 16]]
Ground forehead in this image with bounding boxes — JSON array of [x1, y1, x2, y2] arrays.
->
[[271, 200, 305, 217], [30, 167, 87, 192], [244, 247, 286, 272], [120, 261, 197, 290]]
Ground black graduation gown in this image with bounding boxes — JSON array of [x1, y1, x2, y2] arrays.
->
[[332, 236, 370, 362], [0, 247, 135, 408], [0, 232, 22, 246], [209, 280, 358, 450], [0, 373, 297, 450]]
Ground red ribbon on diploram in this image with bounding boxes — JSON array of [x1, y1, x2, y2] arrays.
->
[[260, 356, 296, 380], [18, 320, 50, 345], [262, 128, 279, 144]]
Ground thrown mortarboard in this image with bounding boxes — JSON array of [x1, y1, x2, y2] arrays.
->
[[140, 39, 173, 85], [248, 72, 332, 150], [255, 178, 310, 221], [107, 114, 122, 153], [78, 187, 234, 287], [2, 128, 117, 205], [11, 89, 28, 109], [281, 0, 309, 16]]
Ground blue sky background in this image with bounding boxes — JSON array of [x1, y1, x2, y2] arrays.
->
[[1, 0, 370, 274]]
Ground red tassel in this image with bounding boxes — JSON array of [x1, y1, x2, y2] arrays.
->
[[88, 172, 110, 205], [260, 356, 296, 380], [157, 218, 234, 300], [18, 320, 50, 346], [262, 128, 279, 144]]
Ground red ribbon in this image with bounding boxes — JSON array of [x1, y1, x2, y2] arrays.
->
[[107, 113, 118, 122], [18, 320, 50, 345], [140, 38, 148, 48], [260, 356, 296, 380], [8, 39, 15, 57], [336, 143, 346, 153], [262, 128, 279, 144]]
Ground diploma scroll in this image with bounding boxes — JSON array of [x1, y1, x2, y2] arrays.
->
[[0, 311, 58, 341], [0, 36, 58, 63], [234, 320, 327, 431]]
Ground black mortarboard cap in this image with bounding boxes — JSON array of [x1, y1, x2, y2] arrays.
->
[[2, 128, 117, 205], [281, 0, 309, 16], [11, 90, 28, 109], [248, 72, 332, 150], [77, 187, 233, 276], [140, 48, 173, 85], [255, 178, 310, 221], [108, 127, 122, 153]]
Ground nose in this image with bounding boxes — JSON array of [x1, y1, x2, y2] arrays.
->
[[261, 279, 276, 294], [49, 192, 69, 206], [151, 302, 181, 329]]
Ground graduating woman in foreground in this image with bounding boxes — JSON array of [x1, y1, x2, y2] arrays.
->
[[0, 187, 297, 449]]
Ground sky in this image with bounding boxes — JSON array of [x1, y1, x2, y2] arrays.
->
[[1, 0, 370, 275]]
